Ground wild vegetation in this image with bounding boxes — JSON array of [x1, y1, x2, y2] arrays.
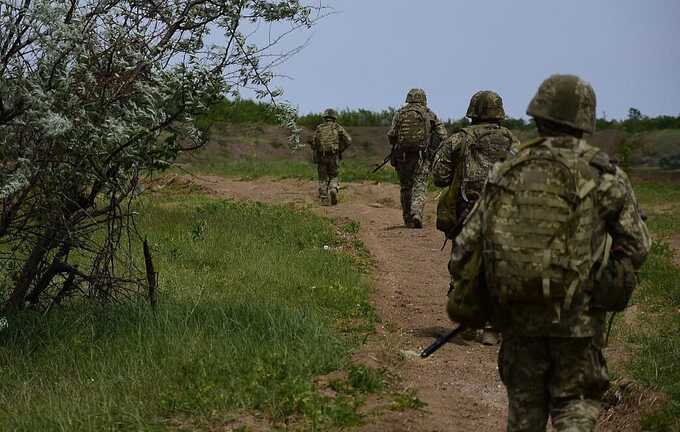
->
[[0, 193, 378, 430], [616, 179, 680, 430], [0, 0, 319, 312]]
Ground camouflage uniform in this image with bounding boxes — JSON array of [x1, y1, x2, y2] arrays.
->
[[449, 75, 651, 431], [432, 90, 519, 238], [387, 89, 448, 227], [312, 109, 352, 205], [433, 91, 516, 345]]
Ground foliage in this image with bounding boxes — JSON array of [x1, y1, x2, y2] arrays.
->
[[614, 181, 680, 429], [0, 195, 374, 430], [0, 0, 320, 311], [597, 108, 680, 133]]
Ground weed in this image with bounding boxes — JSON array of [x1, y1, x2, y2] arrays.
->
[[391, 389, 426, 411]]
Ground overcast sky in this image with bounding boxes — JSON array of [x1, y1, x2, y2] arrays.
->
[[247, 0, 680, 120]]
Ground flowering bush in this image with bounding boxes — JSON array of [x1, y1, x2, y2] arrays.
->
[[0, 0, 320, 310]]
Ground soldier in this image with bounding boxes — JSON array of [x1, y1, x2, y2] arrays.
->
[[432, 90, 518, 345], [387, 88, 448, 228], [311, 108, 352, 206], [448, 75, 650, 431]]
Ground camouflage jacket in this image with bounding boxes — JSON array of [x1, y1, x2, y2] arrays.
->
[[432, 123, 518, 221], [312, 120, 352, 156], [449, 136, 651, 338], [387, 103, 448, 158]]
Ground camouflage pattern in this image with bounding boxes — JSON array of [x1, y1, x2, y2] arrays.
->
[[500, 336, 608, 431], [450, 135, 650, 431], [312, 119, 352, 205], [451, 137, 651, 338], [432, 123, 518, 234], [387, 92, 447, 225], [466, 90, 506, 121], [322, 108, 338, 120], [405, 88, 427, 104], [527, 74, 597, 134]]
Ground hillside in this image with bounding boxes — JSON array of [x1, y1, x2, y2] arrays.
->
[[186, 122, 680, 170]]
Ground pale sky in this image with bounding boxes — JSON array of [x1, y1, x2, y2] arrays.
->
[[245, 0, 680, 120]]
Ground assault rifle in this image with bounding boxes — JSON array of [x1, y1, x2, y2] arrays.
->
[[419, 324, 466, 358], [372, 146, 395, 173]]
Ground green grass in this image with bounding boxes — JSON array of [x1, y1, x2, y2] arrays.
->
[[618, 182, 680, 430], [0, 196, 374, 431], [184, 157, 399, 184]]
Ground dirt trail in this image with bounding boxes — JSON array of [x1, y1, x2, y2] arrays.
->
[[181, 174, 505, 431]]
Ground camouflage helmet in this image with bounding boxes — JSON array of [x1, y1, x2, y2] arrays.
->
[[527, 74, 596, 133], [466, 90, 505, 120], [322, 108, 338, 119], [405, 88, 427, 104]]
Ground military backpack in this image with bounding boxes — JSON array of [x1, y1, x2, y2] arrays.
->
[[481, 138, 601, 310], [396, 105, 430, 151], [436, 125, 513, 238], [316, 122, 340, 153]]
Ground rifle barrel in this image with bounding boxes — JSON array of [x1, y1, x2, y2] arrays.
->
[[420, 325, 465, 358]]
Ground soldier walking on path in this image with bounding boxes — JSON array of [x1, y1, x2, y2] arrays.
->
[[311, 108, 352, 206], [447, 74, 650, 431], [432, 90, 518, 345], [387, 88, 448, 228]]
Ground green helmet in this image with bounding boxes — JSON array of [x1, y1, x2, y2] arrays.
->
[[466, 90, 505, 120], [406, 88, 427, 104], [323, 108, 337, 120], [527, 74, 596, 133]]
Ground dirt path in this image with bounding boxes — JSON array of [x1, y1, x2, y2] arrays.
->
[[178, 174, 505, 431]]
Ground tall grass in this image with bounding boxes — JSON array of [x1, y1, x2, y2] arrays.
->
[[0, 196, 373, 430], [619, 181, 680, 430]]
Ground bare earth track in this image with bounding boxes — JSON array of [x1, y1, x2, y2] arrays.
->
[[173, 174, 642, 431]]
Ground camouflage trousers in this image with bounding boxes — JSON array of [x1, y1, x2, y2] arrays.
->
[[499, 336, 609, 432], [316, 154, 340, 204], [395, 152, 429, 224]]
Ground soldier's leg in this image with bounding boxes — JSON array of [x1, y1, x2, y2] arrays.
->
[[499, 336, 551, 432], [318, 161, 330, 205], [396, 162, 414, 225], [548, 338, 609, 432], [409, 160, 430, 227], [328, 156, 340, 205]]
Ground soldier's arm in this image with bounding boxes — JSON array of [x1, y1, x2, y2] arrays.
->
[[431, 134, 463, 188], [339, 125, 352, 152], [387, 112, 399, 146], [599, 168, 651, 268], [430, 112, 449, 141]]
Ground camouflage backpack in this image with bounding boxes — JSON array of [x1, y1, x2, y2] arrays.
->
[[481, 138, 601, 311], [436, 125, 513, 238], [397, 105, 430, 151], [316, 122, 340, 153]]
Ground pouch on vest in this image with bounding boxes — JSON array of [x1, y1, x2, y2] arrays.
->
[[446, 245, 491, 328]]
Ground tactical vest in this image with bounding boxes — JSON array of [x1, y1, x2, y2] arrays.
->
[[436, 125, 514, 238], [397, 105, 430, 151], [482, 138, 602, 313], [316, 122, 340, 153]]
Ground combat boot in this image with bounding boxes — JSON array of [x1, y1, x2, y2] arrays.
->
[[480, 325, 500, 345], [330, 189, 338, 206], [411, 215, 423, 229]]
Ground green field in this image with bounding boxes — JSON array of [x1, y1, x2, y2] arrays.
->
[[0, 195, 378, 431]]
